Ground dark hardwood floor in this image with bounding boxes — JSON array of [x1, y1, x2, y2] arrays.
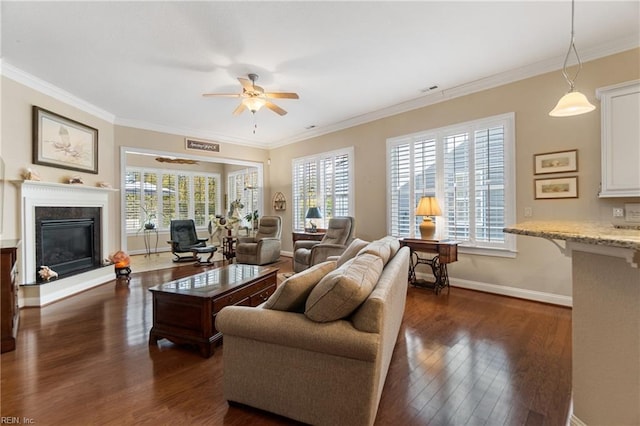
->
[[1, 257, 572, 425]]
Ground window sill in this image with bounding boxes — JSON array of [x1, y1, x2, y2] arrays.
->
[[458, 245, 517, 258]]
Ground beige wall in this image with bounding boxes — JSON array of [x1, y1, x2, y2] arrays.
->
[[0, 77, 117, 255], [270, 48, 640, 301], [2, 48, 638, 302]]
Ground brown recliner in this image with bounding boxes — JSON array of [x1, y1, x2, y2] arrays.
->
[[293, 216, 354, 273], [235, 216, 282, 265]]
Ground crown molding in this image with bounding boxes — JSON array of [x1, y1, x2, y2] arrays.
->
[[0, 60, 116, 123], [113, 117, 268, 150], [269, 36, 639, 149], [3, 34, 638, 151]]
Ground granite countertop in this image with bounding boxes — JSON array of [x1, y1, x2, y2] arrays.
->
[[503, 221, 640, 250]]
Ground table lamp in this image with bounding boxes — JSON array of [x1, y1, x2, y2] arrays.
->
[[415, 196, 441, 240], [305, 207, 322, 232]]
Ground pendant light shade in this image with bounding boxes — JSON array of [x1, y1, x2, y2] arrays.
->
[[549, 0, 596, 117], [549, 91, 596, 117]]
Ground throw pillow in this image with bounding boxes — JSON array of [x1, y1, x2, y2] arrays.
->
[[263, 261, 337, 312], [305, 253, 383, 322], [357, 238, 392, 265], [336, 238, 369, 267]]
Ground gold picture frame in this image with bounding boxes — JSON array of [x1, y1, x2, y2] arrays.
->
[[32, 106, 98, 174]]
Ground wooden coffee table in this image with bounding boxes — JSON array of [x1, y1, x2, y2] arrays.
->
[[148, 264, 277, 357]]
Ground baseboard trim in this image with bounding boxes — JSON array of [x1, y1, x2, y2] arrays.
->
[[415, 272, 573, 307]]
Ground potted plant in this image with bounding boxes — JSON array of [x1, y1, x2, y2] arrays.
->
[[245, 209, 259, 230], [139, 203, 157, 232]]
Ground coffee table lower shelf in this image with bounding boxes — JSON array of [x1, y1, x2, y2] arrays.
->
[[148, 265, 277, 358]]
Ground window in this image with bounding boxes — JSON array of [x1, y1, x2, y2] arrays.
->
[[227, 168, 260, 221], [125, 167, 221, 232], [292, 147, 354, 231], [387, 113, 515, 254]]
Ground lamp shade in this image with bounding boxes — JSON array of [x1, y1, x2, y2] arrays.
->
[[416, 196, 441, 240], [305, 207, 322, 219], [243, 97, 266, 113], [415, 196, 442, 217], [549, 91, 596, 117]]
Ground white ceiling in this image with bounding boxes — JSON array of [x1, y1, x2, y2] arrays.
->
[[2, 1, 639, 149]]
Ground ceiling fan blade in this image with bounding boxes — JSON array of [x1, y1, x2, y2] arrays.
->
[[238, 77, 253, 90], [202, 93, 240, 98], [232, 103, 246, 115], [265, 101, 287, 116], [264, 92, 299, 99]]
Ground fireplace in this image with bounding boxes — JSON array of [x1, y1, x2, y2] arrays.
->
[[35, 207, 102, 281], [15, 180, 116, 306]]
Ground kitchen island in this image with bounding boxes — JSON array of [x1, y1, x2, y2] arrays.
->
[[504, 221, 640, 426]]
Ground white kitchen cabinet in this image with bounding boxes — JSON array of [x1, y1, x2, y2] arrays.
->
[[597, 80, 640, 197]]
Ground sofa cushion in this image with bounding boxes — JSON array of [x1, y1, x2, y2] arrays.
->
[[357, 236, 401, 265], [305, 253, 383, 322], [386, 236, 401, 258], [263, 261, 336, 312], [336, 238, 369, 267]]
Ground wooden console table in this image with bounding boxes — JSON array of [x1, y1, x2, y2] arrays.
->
[[149, 264, 277, 357], [292, 230, 326, 244], [400, 238, 458, 294]]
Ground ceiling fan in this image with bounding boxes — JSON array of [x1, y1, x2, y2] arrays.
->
[[203, 73, 299, 116]]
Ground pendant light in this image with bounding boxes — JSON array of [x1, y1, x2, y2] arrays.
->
[[549, 0, 596, 117]]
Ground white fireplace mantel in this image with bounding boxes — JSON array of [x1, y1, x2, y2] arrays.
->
[[12, 180, 118, 306]]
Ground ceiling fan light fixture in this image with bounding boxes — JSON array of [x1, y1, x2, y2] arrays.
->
[[243, 96, 266, 113], [549, 0, 596, 118]]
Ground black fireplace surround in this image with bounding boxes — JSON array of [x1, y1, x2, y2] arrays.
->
[[35, 207, 102, 282]]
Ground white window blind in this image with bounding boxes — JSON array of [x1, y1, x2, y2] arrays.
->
[[227, 168, 260, 221], [292, 147, 354, 231], [124, 167, 221, 233], [387, 113, 515, 253]]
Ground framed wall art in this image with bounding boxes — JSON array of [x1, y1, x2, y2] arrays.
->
[[534, 149, 578, 175], [32, 106, 99, 174], [535, 176, 578, 199]]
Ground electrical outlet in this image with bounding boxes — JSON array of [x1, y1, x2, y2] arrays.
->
[[524, 207, 533, 217], [613, 207, 624, 218]]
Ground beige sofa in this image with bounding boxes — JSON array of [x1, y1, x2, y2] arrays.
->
[[216, 237, 410, 426]]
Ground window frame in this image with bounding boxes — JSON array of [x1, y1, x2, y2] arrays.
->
[[124, 166, 222, 234], [227, 168, 262, 223], [291, 147, 355, 231], [386, 113, 516, 256]]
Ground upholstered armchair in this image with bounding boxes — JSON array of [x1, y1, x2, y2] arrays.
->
[[293, 216, 354, 273], [168, 219, 209, 262], [235, 216, 282, 265]]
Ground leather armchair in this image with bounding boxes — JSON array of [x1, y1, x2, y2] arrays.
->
[[168, 219, 209, 262], [293, 216, 354, 273], [235, 216, 282, 265]]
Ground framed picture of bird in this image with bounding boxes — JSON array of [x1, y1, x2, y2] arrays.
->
[[32, 106, 99, 174]]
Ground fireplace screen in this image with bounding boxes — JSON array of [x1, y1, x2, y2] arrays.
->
[[35, 207, 102, 281]]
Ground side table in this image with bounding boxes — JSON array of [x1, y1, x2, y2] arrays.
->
[[399, 238, 458, 294], [223, 236, 237, 261], [143, 228, 159, 257], [292, 230, 326, 245]]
